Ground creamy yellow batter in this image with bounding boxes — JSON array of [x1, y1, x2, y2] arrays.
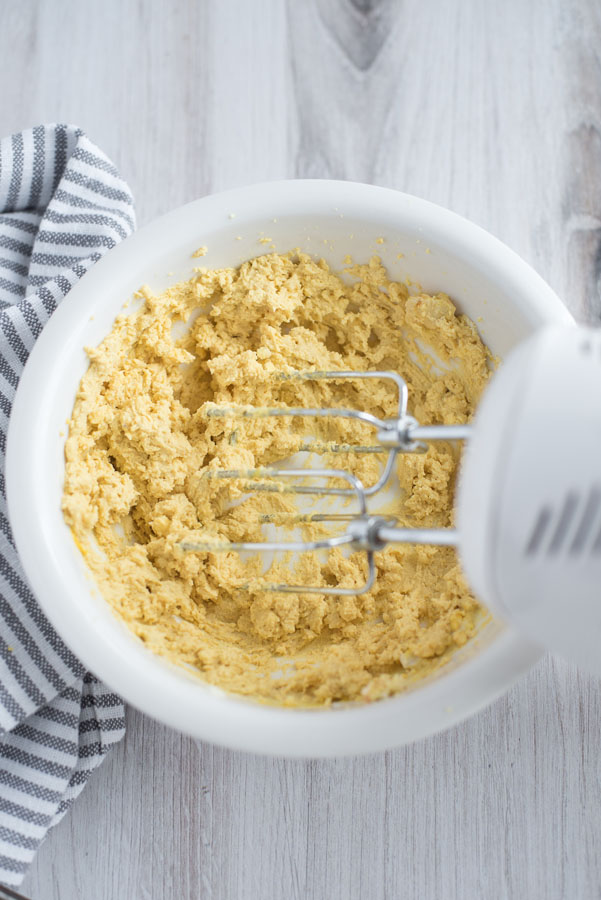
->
[[62, 252, 491, 706]]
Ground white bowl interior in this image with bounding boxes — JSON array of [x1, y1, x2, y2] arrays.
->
[[7, 182, 572, 756]]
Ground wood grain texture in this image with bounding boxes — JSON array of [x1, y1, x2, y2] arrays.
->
[[0, 0, 599, 897]]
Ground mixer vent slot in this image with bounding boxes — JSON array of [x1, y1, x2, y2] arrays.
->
[[570, 487, 601, 554], [525, 507, 553, 555], [593, 520, 601, 554], [548, 492, 579, 553], [525, 486, 601, 557]]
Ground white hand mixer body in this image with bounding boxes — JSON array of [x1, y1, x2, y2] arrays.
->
[[458, 324, 601, 675], [189, 326, 601, 675]]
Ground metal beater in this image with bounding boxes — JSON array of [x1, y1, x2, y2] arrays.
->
[[182, 369, 469, 595]]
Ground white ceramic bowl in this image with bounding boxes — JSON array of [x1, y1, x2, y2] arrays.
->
[[6, 181, 572, 757]]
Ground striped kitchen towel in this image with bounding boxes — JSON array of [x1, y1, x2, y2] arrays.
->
[[0, 124, 135, 887]]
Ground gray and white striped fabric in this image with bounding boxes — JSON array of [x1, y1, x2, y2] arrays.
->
[[0, 124, 135, 887]]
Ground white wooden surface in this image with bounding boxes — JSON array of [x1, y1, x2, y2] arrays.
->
[[1, 0, 600, 897]]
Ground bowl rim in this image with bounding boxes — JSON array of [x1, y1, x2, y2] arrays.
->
[[6, 179, 569, 757]]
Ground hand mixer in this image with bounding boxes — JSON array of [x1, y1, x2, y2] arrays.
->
[[185, 325, 601, 675]]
